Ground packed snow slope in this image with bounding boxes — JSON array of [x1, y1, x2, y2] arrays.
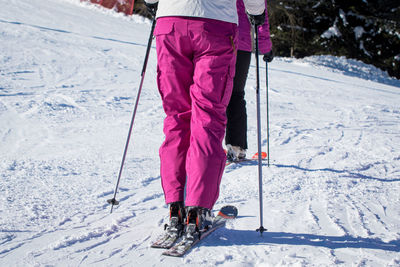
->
[[1, 0, 400, 266]]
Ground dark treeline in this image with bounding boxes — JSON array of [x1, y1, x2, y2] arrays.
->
[[133, 0, 400, 79], [268, 0, 399, 79]]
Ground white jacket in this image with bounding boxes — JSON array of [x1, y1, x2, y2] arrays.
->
[[144, 0, 265, 25]]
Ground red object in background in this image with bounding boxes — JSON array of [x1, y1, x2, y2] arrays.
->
[[251, 152, 267, 160], [85, 0, 135, 15]]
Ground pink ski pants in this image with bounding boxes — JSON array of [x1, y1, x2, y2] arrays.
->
[[155, 17, 237, 209]]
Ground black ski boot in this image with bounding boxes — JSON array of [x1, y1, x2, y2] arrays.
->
[[151, 201, 185, 248], [184, 206, 213, 240], [164, 201, 185, 237]]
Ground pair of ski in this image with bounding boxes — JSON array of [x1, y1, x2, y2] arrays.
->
[[226, 151, 267, 166], [151, 205, 238, 257]]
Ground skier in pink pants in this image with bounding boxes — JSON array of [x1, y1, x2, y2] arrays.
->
[[144, 0, 266, 237]]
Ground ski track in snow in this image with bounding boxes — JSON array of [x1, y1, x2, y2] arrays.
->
[[1, 0, 400, 266]]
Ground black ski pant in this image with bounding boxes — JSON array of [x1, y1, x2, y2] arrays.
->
[[225, 50, 251, 149]]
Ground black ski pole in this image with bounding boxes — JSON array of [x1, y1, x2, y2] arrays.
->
[[254, 24, 266, 235], [107, 18, 156, 213], [266, 60, 270, 167]]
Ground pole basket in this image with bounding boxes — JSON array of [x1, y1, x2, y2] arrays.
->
[[107, 198, 120, 206]]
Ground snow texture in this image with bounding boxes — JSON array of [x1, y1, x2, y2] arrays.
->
[[321, 21, 342, 39], [1, 0, 400, 266]]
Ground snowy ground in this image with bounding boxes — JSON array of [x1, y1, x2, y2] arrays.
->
[[1, 0, 400, 266]]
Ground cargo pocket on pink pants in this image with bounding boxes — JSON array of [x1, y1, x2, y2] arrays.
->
[[154, 19, 174, 36], [155, 20, 175, 101], [220, 63, 236, 106]]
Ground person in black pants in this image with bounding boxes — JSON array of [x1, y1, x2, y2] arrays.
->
[[226, 0, 273, 162]]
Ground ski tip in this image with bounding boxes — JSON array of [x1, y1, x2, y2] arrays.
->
[[218, 205, 238, 219], [251, 152, 267, 160]]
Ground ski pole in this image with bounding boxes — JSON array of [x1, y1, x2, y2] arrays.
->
[[107, 18, 156, 213], [254, 24, 266, 235], [266, 61, 270, 167]]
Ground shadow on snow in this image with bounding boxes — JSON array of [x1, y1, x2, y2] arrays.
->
[[207, 229, 400, 253], [0, 19, 147, 48], [274, 164, 400, 183], [226, 161, 399, 182]]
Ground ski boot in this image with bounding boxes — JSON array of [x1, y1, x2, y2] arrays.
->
[[164, 201, 185, 236], [226, 144, 246, 162], [183, 206, 213, 240]]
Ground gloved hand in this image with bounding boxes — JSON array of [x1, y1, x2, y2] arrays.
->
[[248, 11, 265, 26], [263, 50, 274, 63], [145, 2, 158, 18]]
